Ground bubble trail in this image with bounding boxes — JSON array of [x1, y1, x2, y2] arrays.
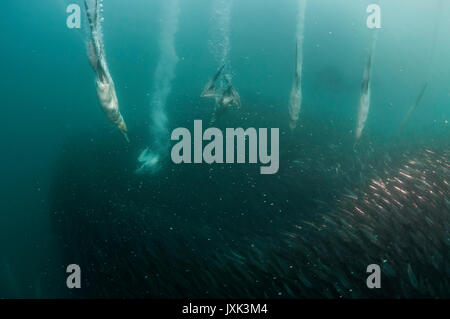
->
[[204, 0, 241, 122], [398, 0, 444, 133], [288, 0, 307, 131], [210, 0, 233, 69], [137, 0, 180, 174]]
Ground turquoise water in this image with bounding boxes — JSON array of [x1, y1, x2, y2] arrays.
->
[[0, 0, 448, 298]]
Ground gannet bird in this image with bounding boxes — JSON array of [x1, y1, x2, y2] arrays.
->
[[85, 0, 129, 142], [355, 54, 373, 141], [202, 68, 241, 123], [201, 64, 225, 98]]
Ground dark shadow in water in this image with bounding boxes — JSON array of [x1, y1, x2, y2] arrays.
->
[[48, 99, 449, 298]]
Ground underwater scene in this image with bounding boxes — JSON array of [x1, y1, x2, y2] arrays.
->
[[0, 0, 448, 299]]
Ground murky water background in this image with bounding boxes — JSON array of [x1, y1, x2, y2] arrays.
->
[[0, 0, 448, 298]]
